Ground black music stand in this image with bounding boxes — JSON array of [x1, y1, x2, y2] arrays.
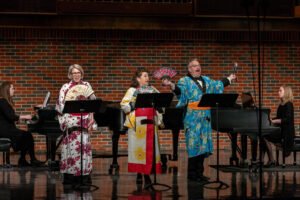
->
[[135, 93, 173, 191], [63, 99, 101, 192], [198, 93, 238, 190]]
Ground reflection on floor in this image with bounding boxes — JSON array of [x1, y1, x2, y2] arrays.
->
[[1, 151, 300, 200]]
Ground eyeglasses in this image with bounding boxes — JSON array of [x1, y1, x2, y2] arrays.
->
[[71, 72, 81, 75], [189, 64, 200, 67]]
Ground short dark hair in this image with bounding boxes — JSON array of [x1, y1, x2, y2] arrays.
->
[[187, 58, 200, 68], [130, 67, 149, 88]]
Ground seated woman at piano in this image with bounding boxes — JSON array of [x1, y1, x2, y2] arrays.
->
[[120, 67, 163, 189], [0, 81, 42, 167], [262, 85, 295, 167], [55, 64, 97, 185], [162, 58, 236, 183]]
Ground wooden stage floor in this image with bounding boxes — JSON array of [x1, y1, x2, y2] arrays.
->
[[1, 150, 300, 200]]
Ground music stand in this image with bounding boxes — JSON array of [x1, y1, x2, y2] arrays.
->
[[63, 99, 102, 192], [135, 93, 173, 191], [198, 93, 238, 190]]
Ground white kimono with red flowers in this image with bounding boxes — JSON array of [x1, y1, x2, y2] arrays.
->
[[55, 80, 94, 176]]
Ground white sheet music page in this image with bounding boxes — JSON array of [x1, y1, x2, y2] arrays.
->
[[42, 91, 51, 108]]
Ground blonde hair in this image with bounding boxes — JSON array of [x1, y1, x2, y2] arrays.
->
[[280, 85, 294, 104], [68, 64, 84, 79]]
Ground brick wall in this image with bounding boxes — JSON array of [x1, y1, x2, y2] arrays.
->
[[0, 29, 299, 155]]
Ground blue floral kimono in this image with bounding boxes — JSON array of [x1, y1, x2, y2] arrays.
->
[[176, 75, 225, 158]]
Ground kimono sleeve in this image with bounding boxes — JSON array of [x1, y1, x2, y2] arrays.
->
[[176, 78, 189, 107], [203, 76, 225, 94], [120, 87, 136, 114], [55, 84, 68, 115]]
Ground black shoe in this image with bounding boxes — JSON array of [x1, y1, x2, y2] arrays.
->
[[63, 174, 74, 185], [265, 161, 276, 168], [188, 175, 209, 184], [70, 175, 92, 186], [136, 173, 143, 185], [82, 175, 92, 184], [31, 159, 44, 167], [196, 178, 209, 184], [198, 175, 210, 181], [18, 159, 31, 167], [188, 176, 199, 182], [144, 175, 152, 189]]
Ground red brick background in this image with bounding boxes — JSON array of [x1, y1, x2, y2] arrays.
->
[[0, 29, 299, 155]]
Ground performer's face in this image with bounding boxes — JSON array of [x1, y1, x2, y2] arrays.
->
[[71, 68, 82, 83], [9, 84, 15, 97], [188, 60, 201, 78], [278, 86, 284, 99], [137, 72, 149, 87]]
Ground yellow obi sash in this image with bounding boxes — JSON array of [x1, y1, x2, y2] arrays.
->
[[188, 101, 210, 110]]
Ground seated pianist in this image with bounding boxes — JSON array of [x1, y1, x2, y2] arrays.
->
[[0, 81, 43, 167]]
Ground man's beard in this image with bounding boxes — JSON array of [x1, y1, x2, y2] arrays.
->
[[191, 73, 201, 78]]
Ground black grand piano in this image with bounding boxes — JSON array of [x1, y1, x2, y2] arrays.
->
[[27, 106, 62, 170], [211, 107, 280, 166]]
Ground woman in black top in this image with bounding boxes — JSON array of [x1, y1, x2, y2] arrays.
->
[[0, 81, 42, 167], [263, 85, 295, 167]]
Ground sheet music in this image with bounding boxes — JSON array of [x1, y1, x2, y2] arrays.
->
[[42, 91, 51, 108]]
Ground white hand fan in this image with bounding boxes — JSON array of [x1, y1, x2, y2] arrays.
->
[[65, 84, 94, 101]]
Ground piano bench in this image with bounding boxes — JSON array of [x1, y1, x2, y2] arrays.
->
[[275, 136, 300, 168], [0, 138, 11, 168]]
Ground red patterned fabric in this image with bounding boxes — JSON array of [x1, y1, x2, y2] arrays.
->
[[128, 107, 162, 174]]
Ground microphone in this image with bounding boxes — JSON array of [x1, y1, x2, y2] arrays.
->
[[233, 62, 238, 74]]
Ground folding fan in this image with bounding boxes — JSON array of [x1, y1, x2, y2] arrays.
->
[[65, 84, 94, 101], [153, 67, 177, 80]]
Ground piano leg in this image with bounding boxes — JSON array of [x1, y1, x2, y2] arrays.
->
[[229, 132, 239, 166], [240, 135, 248, 167], [42, 134, 61, 171], [251, 139, 258, 163], [50, 136, 57, 161], [170, 128, 180, 161], [109, 130, 120, 175], [44, 136, 56, 161], [45, 136, 50, 161], [248, 138, 259, 172]]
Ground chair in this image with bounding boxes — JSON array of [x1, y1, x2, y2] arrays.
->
[[0, 138, 11, 167], [275, 135, 300, 168]]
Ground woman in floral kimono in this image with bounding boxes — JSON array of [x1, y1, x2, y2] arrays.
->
[[56, 64, 96, 185], [163, 58, 236, 183], [120, 68, 163, 188]]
